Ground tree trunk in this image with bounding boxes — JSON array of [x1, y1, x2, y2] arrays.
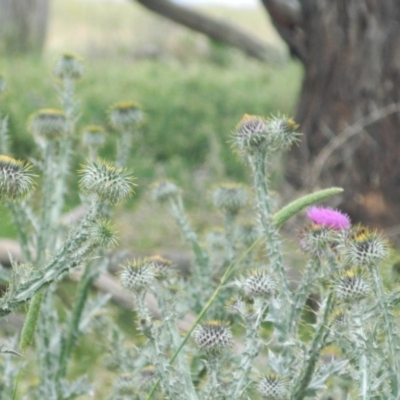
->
[[263, 0, 400, 228], [0, 0, 49, 54]]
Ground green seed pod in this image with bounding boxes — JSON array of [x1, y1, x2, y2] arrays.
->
[[53, 53, 85, 80], [120, 259, 155, 291], [193, 320, 233, 356], [109, 101, 143, 131], [256, 373, 289, 400], [79, 159, 135, 204], [0, 155, 35, 201], [29, 109, 68, 141], [212, 183, 248, 215]]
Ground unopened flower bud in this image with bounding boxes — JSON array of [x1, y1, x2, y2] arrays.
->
[[236, 222, 260, 247], [151, 180, 179, 203], [120, 259, 155, 291], [88, 219, 118, 249], [332, 268, 371, 302], [299, 224, 338, 255], [226, 297, 247, 317], [79, 159, 135, 203], [267, 116, 300, 150], [109, 101, 143, 131], [193, 320, 232, 356], [233, 114, 269, 154], [212, 183, 248, 215], [256, 373, 289, 400], [205, 228, 226, 251], [53, 53, 85, 80], [330, 309, 348, 331], [82, 125, 106, 149], [344, 226, 388, 266], [147, 255, 173, 278], [233, 114, 299, 155], [29, 109, 68, 141], [0, 155, 34, 201], [241, 269, 277, 299]]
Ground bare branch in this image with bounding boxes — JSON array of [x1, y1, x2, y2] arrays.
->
[[133, 0, 279, 62], [308, 103, 400, 189], [260, 0, 307, 62]]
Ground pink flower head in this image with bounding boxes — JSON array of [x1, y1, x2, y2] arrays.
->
[[306, 206, 350, 230]]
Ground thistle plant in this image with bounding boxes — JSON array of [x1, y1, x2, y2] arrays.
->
[[1, 56, 400, 400], [0, 55, 136, 399]]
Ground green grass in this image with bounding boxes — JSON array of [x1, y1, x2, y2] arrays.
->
[[0, 56, 302, 199]]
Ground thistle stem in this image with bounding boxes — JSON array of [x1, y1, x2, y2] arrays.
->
[[250, 152, 290, 304]]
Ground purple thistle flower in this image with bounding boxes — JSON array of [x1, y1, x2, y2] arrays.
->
[[306, 206, 350, 230]]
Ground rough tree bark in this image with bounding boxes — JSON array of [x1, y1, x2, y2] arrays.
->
[[263, 0, 400, 228], [0, 0, 49, 54], [132, 0, 278, 62]]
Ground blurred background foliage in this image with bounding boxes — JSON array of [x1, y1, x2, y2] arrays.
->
[[0, 0, 302, 245]]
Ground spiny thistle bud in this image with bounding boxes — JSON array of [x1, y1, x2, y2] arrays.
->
[[193, 320, 233, 356], [205, 228, 226, 251], [0, 75, 6, 95], [299, 224, 339, 255], [212, 183, 248, 215], [233, 114, 299, 155], [226, 297, 247, 317], [332, 268, 371, 302], [266, 116, 300, 150], [147, 255, 173, 278], [330, 309, 348, 331], [256, 373, 289, 400], [0, 155, 35, 201], [88, 219, 118, 249], [236, 222, 260, 247], [29, 109, 68, 141], [109, 101, 143, 131], [241, 269, 277, 299], [343, 226, 388, 266], [151, 180, 180, 203], [82, 125, 106, 149], [233, 114, 270, 154], [79, 159, 135, 204], [120, 259, 155, 291], [53, 53, 85, 80]]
